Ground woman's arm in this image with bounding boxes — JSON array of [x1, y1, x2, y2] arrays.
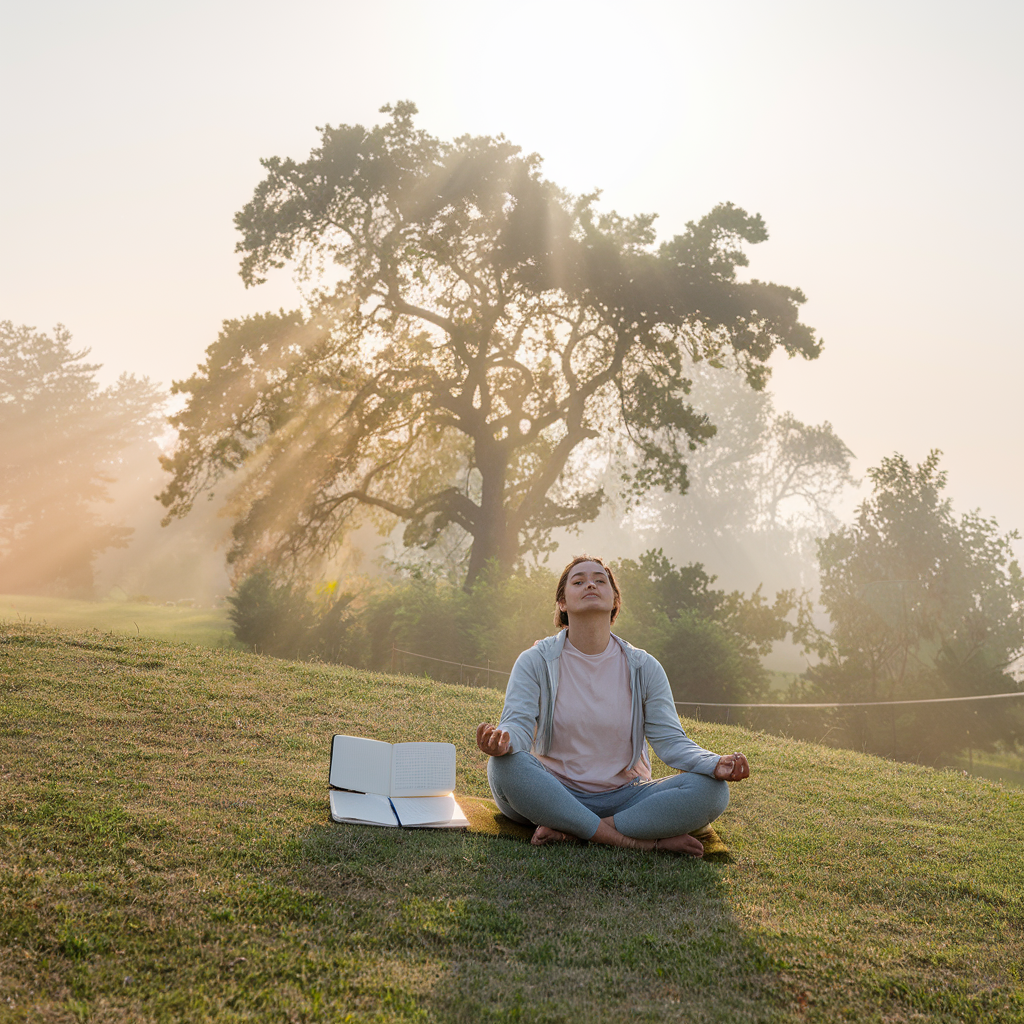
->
[[640, 655, 743, 777], [478, 647, 545, 757]]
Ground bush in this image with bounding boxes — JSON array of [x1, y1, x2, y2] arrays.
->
[[225, 552, 800, 712], [656, 611, 768, 706], [359, 567, 557, 685], [226, 564, 556, 683], [226, 570, 317, 659]]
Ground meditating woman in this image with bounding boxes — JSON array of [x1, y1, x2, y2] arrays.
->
[[476, 554, 750, 855]]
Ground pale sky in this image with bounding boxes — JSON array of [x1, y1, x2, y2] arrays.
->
[[3, 0, 1023, 547]]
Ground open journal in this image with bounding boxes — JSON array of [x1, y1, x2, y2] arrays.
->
[[328, 734, 468, 828]]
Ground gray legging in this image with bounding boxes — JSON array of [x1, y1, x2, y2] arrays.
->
[[487, 750, 729, 841]]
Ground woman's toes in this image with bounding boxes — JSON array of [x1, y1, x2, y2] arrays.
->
[[531, 826, 570, 845]]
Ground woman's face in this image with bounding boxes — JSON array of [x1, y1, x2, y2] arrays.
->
[[558, 561, 616, 621]]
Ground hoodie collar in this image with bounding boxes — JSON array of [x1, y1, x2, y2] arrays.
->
[[536, 629, 644, 666]]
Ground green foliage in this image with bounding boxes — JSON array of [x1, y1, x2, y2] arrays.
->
[[802, 451, 1024, 762], [226, 550, 800, 705], [227, 569, 358, 662], [226, 569, 317, 658], [160, 103, 821, 587], [658, 612, 768, 706], [613, 550, 801, 706], [227, 563, 558, 684], [0, 321, 163, 596]]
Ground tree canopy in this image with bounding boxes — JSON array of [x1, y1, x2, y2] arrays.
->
[[160, 102, 821, 585], [803, 451, 1024, 761], [613, 550, 802, 706], [0, 321, 163, 595]]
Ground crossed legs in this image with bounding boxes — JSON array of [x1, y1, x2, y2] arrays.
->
[[487, 751, 729, 856]]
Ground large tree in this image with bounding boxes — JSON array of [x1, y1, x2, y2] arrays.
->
[[160, 102, 821, 585], [0, 321, 163, 595]]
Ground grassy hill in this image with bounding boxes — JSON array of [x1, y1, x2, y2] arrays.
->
[[1, 624, 1022, 1023]]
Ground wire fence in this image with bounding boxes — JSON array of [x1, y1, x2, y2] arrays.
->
[[673, 690, 1024, 767], [390, 644, 510, 687], [390, 640, 1024, 708], [672, 691, 1024, 709], [389, 641, 1024, 766]]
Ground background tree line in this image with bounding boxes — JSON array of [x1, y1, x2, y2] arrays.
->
[[782, 452, 1024, 763], [0, 321, 163, 596], [222, 449, 1024, 766], [225, 549, 803, 710], [4, 104, 1022, 768]]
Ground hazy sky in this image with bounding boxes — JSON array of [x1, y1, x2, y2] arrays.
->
[[3, 0, 1023, 545]]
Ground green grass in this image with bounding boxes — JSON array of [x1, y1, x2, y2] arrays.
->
[[952, 748, 1024, 790], [1, 624, 1023, 1022], [0, 593, 235, 648]]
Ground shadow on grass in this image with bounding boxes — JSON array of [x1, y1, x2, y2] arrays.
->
[[288, 809, 788, 1024]]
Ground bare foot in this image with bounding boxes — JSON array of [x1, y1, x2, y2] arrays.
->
[[654, 833, 705, 857], [593, 817, 705, 857], [531, 820, 705, 856], [531, 825, 575, 845]]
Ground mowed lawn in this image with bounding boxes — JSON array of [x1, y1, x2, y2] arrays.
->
[[1, 625, 1023, 1023]]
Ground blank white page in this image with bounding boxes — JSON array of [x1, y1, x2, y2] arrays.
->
[[390, 795, 468, 827], [329, 735, 393, 795], [390, 742, 456, 797], [329, 790, 397, 826]]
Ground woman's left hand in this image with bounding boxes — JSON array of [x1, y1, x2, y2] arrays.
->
[[713, 752, 750, 781]]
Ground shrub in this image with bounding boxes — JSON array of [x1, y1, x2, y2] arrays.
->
[[226, 570, 317, 659]]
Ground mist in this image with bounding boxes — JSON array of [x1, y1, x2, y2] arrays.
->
[[2, 3, 1022, 770]]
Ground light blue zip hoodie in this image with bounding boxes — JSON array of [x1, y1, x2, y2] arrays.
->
[[497, 630, 722, 777]]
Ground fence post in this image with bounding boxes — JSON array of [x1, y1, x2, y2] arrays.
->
[[391, 641, 395, 675]]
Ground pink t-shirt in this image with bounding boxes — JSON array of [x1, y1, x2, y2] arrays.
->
[[536, 636, 652, 793]]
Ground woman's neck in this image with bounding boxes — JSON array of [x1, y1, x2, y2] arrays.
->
[[565, 619, 612, 655]]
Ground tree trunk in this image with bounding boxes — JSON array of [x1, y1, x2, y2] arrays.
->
[[463, 455, 516, 590]]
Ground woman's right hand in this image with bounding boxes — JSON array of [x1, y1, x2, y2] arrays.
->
[[476, 722, 511, 756]]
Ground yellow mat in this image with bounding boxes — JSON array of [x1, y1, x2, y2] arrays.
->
[[458, 795, 732, 860]]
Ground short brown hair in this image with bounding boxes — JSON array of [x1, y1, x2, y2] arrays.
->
[[553, 554, 621, 629]]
